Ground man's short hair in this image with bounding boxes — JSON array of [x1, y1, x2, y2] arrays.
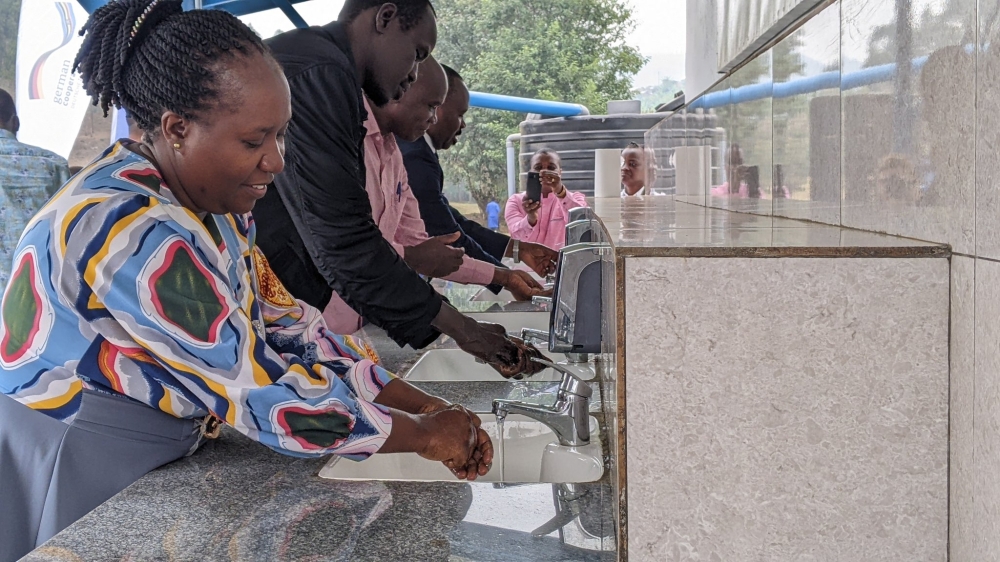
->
[[0, 89, 15, 124], [339, 0, 435, 31], [441, 64, 463, 88]]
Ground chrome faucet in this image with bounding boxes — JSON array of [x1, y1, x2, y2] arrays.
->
[[520, 328, 588, 364], [492, 359, 592, 447], [520, 328, 549, 345]]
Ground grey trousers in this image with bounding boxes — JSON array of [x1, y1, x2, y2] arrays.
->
[[0, 390, 201, 562]]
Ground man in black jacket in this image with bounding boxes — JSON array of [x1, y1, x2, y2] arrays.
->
[[254, 0, 540, 377], [400, 65, 559, 277]]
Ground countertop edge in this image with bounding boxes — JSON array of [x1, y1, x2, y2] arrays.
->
[[612, 245, 951, 258]]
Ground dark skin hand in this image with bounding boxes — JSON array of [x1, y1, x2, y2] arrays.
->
[[374, 379, 491, 480], [511, 240, 559, 277], [490, 334, 547, 380], [404, 232, 464, 277], [493, 268, 549, 301], [463, 322, 547, 379], [433, 303, 540, 371], [419, 401, 494, 480]]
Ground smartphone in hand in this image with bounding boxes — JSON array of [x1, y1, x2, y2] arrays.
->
[[526, 172, 542, 202]]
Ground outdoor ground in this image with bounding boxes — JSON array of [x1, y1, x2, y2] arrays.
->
[[451, 201, 509, 234]]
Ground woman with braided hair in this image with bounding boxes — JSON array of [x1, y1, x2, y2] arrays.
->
[[0, 1, 491, 558]]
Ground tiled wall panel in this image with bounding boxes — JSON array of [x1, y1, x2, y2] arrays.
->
[[625, 256, 949, 561]]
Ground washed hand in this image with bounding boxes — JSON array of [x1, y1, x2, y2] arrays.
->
[[415, 400, 494, 481], [404, 232, 464, 277], [453, 320, 547, 379], [517, 241, 559, 277], [449, 410, 494, 481], [503, 337, 547, 380], [417, 406, 478, 469], [499, 269, 548, 301]]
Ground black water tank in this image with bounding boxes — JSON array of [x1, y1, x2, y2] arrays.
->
[[518, 113, 667, 195]]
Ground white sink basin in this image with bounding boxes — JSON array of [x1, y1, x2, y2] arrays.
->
[[318, 414, 604, 484], [402, 349, 596, 382], [466, 311, 550, 333]]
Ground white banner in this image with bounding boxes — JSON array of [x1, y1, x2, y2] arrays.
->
[[15, 0, 90, 159]]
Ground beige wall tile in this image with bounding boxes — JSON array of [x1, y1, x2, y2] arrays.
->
[[625, 256, 949, 561], [975, 259, 1000, 560], [952, 256, 975, 561]]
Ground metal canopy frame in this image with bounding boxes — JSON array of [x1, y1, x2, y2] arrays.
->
[[74, 0, 592, 117], [75, 0, 310, 27]]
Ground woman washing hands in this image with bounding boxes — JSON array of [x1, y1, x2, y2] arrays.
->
[[0, 3, 501, 558], [505, 148, 589, 250]]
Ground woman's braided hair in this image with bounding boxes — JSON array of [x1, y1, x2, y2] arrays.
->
[[73, 0, 267, 135]]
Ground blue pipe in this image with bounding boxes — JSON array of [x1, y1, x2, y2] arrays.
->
[[688, 55, 935, 111], [469, 91, 590, 117]]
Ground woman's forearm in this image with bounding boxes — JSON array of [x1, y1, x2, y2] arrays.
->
[[374, 378, 447, 415]]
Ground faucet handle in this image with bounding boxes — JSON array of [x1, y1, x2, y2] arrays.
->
[[519, 327, 549, 345], [531, 295, 552, 307], [531, 358, 592, 399]]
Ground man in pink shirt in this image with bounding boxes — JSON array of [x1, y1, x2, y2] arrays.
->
[[506, 148, 589, 250], [323, 58, 545, 333]]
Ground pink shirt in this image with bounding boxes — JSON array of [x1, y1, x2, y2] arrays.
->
[[323, 99, 495, 334], [505, 190, 588, 250]]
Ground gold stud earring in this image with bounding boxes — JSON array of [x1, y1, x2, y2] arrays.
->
[[173, 143, 181, 149]]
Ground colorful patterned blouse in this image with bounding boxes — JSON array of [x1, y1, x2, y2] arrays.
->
[[0, 142, 395, 460]]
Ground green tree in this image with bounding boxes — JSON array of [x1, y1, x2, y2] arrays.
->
[[632, 76, 685, 113], [0, 0, 20, 93], [432, 0, 645, 213], [863, 0, 973, 68]]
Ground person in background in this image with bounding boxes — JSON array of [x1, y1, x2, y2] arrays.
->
[[323, 57, 545, 333], [0, 88, 71, 296], [486, 198, 501, 231], [401, 65, 559, 277], [252, 0, 541, 378], [621, 141, 649, 196], [711, 143, 748, 198], [0, 3, 495, 560], [505, 148, 588, 250]]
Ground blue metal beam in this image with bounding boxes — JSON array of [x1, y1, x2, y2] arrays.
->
[[266, 0, 308, 28], [469, 91, 590, 117], [75, 0, 309, 23]]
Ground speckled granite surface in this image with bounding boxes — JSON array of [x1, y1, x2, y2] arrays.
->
[[589, 196, 949, 258], [23, 327, 615, 562]]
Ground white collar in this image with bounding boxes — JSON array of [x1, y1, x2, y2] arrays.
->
[[622, 185, 651, 197], [423, 133, 437, 154]]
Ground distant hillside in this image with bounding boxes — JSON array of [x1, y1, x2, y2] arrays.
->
[[632, 76, 685, 113]]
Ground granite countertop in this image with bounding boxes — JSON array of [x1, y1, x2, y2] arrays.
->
[[25, 327, 615, 562], [589, 196, 950, 258]]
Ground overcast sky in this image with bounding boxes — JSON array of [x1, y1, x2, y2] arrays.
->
[[240, 0, 686, 88]]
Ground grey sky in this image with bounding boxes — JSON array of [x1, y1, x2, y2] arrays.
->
[[240, 0, 686, 88]]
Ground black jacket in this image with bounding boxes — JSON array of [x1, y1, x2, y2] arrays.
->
[[399, 137, 511, 264], [253, 23, 442, 348]]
